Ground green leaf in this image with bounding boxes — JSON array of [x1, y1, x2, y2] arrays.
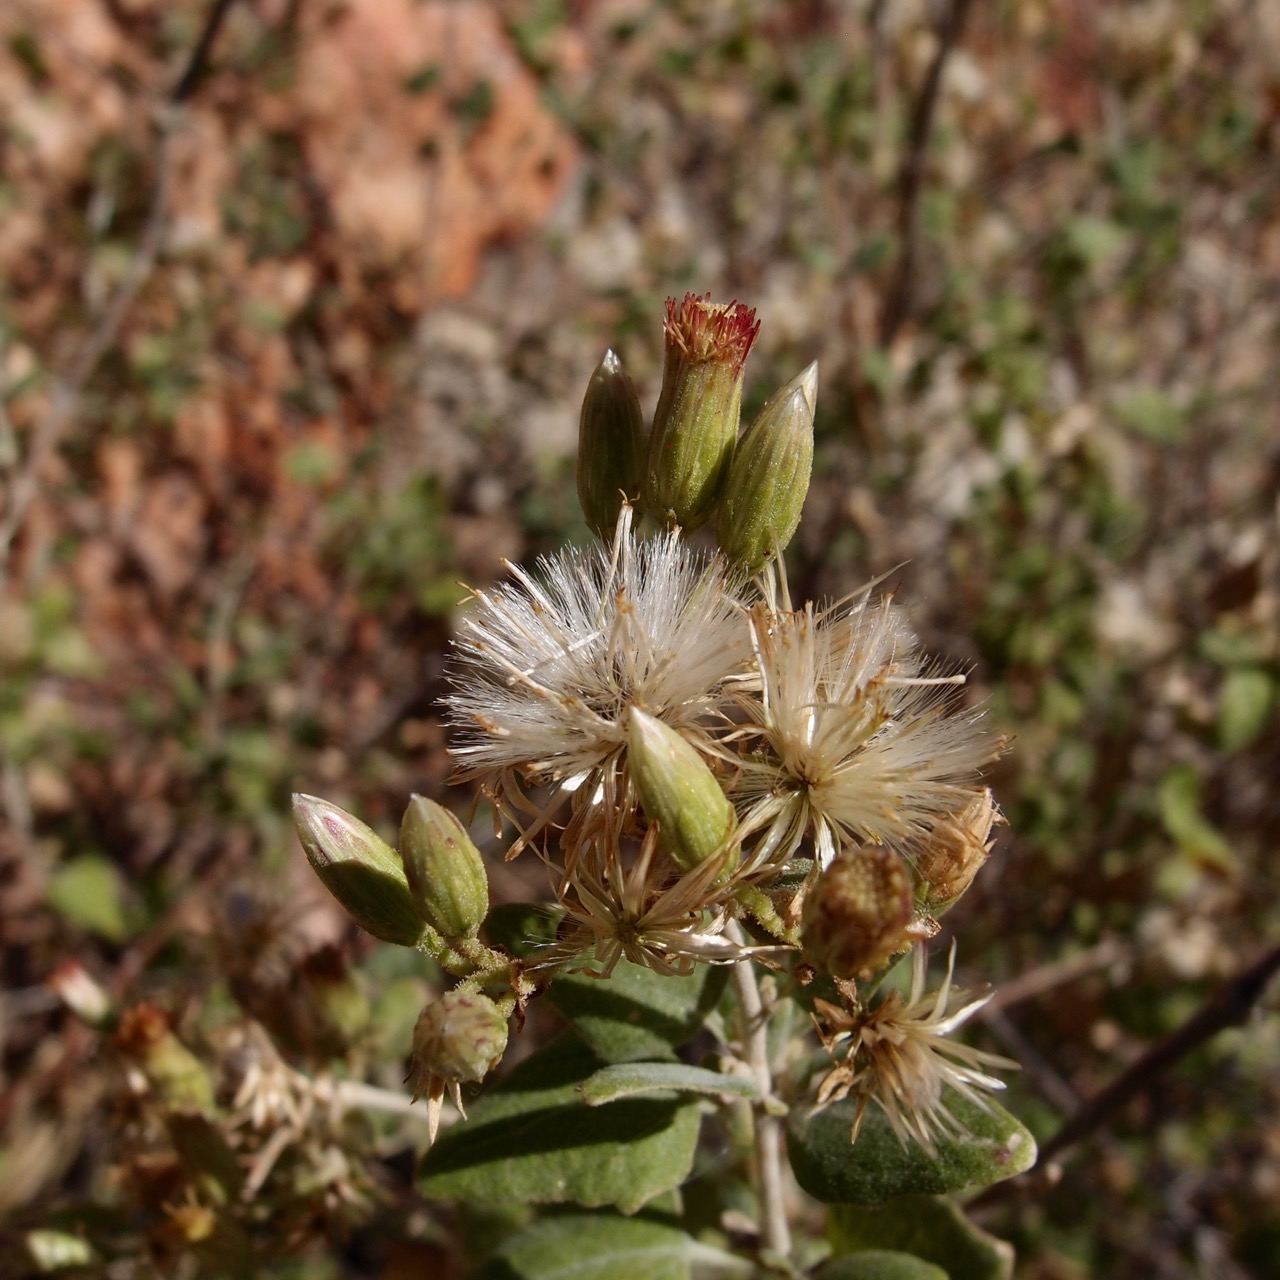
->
[[816, 1253, 948, 1280], [47, 854, 130, 942], [787, 1095, 1036, 1205], [579, 1061, 759, 1106], [1217, 666, 1275, 754], [421, 1035, 702, 1213], [1062, 214, 1130, 274], [1114, 385, 1187, 443], [829, 1197, 1014, 1280], [1156, 764, 1236, 871], [548, 957, 729, 1063], [474, 1212, 750, 1280]]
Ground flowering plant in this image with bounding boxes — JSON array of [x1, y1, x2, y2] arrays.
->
[[296, 294, 1034, 1277]]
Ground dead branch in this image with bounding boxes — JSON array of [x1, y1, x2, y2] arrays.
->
[[878, 0, 974, 348]]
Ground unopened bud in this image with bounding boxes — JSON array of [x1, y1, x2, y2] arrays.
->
[[916, 789, 1002, 914], [292, 793, 426, 947], [644, 293, 760, 529], [627, 706, 738, 878], [576, 349, 646, 538], [409, 989, 509, 1094], [400, 795, 490, 943], [717, 362, 816, 572], [802, 846, 915, 979]]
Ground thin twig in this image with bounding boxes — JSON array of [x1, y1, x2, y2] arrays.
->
[[973, 941, 1280, 1213], [0, 0, 241, 587], [977, 937, 1129, 1017], [171, 0, 240, 105], [727, 922, 792, 1268], [980, 1007, 1080, 1116], [878, 0, 974, 348], [1037, 942, 1280, 1164]]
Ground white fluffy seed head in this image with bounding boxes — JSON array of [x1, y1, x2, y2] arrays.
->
[[732, 596, 1001, 869], [446, 506, 750, 809]]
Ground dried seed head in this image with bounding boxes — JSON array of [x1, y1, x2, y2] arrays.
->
[[732, 596, 1002, 871], [445, 505, 748, 854], [814, 943, 1017, 1152], [914, 788, 1003, 915], [801, 845, 915, 979]]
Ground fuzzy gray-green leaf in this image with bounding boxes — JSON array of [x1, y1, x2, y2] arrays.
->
[[420, 1035, 701, 1213], [579, 1060, 759, 1106], [787, 1094, 1036, 1205], [474, 1212, 750, 1280], [549, 955, 728, 1063], [828, 1197, 1013, 1280], [816, 1252, 948, 1280]]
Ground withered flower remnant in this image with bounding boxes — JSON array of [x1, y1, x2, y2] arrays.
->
[[813, 944, 1017, 1153]]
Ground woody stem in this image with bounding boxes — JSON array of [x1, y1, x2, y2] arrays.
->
[[728, 923, 792, 1267]]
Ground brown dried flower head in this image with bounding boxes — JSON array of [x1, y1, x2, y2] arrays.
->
[[801, 845, 919, 979], [914, 787, 1004, 915]]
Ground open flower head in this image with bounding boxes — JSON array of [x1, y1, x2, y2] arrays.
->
[[446, 505, 749, 853], [731, 595, 1002, 871], [813, 942, 1016, 1152]]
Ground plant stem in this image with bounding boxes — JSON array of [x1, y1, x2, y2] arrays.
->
[[728, 923, 792, 1268]]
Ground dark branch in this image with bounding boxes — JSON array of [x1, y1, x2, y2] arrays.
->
[[971, 941, 1280, 1215], [878, 0, 973, 348], [171, 0, 240, 104], [1037, 941, 1280, 1163]]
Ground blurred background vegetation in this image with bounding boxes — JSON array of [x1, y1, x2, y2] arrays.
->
[[1, 1, 1278, 1276]]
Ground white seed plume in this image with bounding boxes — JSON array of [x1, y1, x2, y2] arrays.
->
[[731, 595, 999, 870], [446, 505, 749, 842]]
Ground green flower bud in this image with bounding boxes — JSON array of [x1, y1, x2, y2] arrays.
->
[[399, 795, 490, 944], [292, 793, 426, 947], [409, 989, 509, 1090], [627, 706, 738, 878], [576, 348, 646, 538], [716, 361, 816, 572], [644, 293, 760, 529], [802, 846, 914, 979]]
